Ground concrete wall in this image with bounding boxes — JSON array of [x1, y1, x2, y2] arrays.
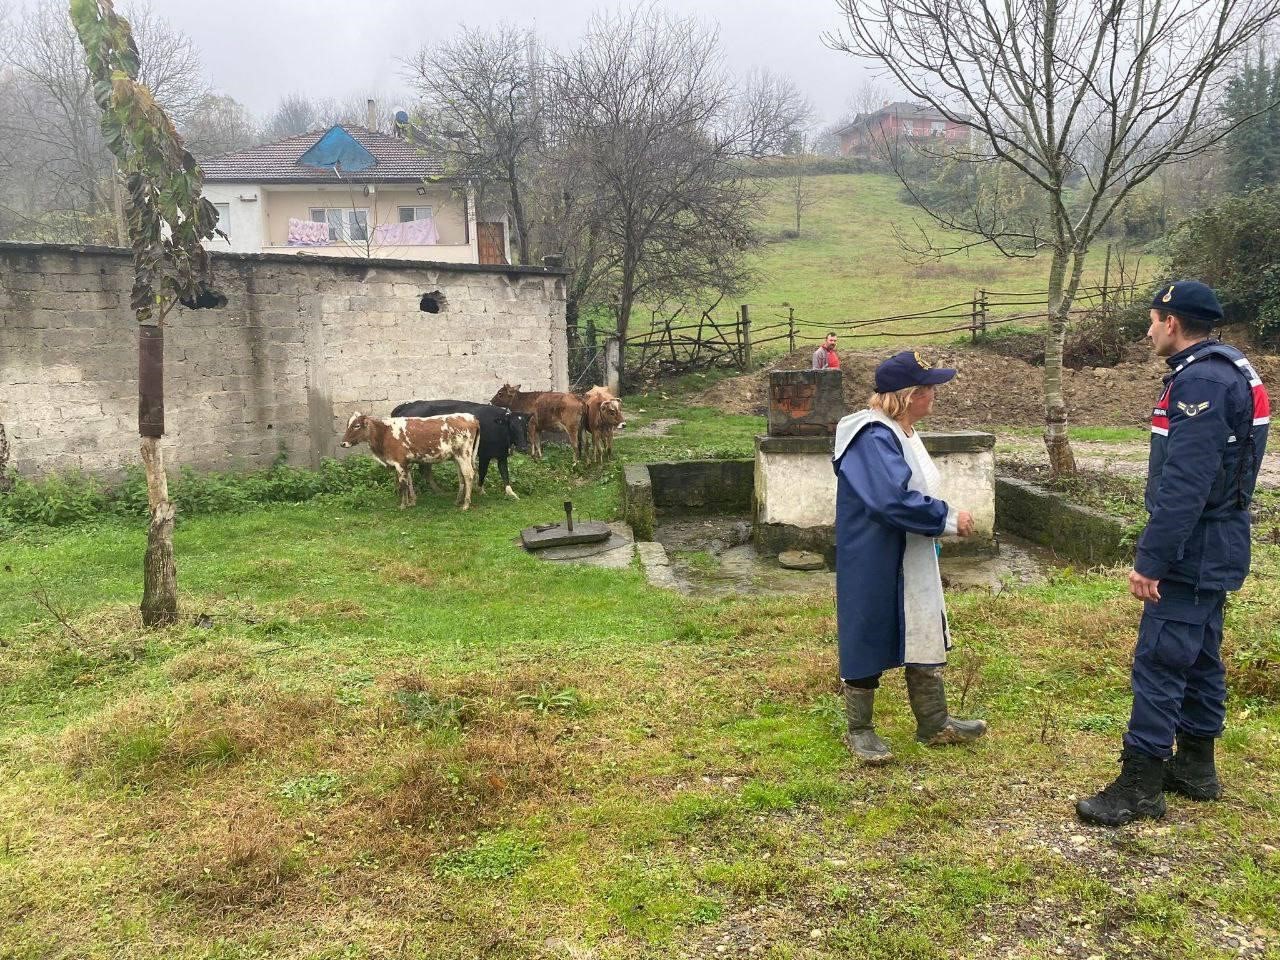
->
[[0, 243, 568, 478], [753, 432, 997, 557], [996, 476, 1132, 566]]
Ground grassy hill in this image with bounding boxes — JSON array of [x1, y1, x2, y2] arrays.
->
[[740, 174, 1114, 351]]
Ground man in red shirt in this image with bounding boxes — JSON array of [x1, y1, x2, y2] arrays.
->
[[812, 332, 840, 370]]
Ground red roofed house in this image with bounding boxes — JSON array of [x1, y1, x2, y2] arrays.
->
[[835, 102, 970, 158], [198, 119, 510, 265]]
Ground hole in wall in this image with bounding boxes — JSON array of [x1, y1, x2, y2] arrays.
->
[[180, 284, 228, 310], [419, 291, 446, 313]]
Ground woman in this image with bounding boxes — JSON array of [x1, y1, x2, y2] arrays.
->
[[831, 351, 987, 764]]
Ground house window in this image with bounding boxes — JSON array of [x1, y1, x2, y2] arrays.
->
[[213, 202, 230, 238], [931, 121, 945, 135], [398, 205, 434, 223], [902, 119, 915, 135], [309, 207, 369, 242]]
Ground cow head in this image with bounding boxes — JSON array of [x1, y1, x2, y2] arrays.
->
[[491, 383, 521, 408], [600, 398, 625, 430], [340, 412, 370, 448], [506, 411, 531, 452]]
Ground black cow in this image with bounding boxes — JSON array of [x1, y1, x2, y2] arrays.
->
[[390, 400, 529, 499]]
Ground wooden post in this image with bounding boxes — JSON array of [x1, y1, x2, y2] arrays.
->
[[980, 289, 988, 338], [739, 304, 751, 371], [788, 307, 796, 354], [1102, 243, 1112, 307], [971, 291, 979, 343]]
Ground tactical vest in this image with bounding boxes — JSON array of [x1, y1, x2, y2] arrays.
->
[[1151, 342, 1271, 509]]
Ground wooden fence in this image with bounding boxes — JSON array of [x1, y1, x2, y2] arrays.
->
[[621, 282, 1142, 379]]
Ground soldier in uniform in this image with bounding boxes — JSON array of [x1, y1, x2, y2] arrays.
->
[[1077, 281, 1270, 827]]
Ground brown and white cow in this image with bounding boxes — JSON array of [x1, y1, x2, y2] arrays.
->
[[491, 383, 585, 463], [340, 412, 479, 510], [582, 385, 624, 464]]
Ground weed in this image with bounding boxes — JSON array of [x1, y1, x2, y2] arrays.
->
[[434, 830, 542, 881], [277, 772, 343, 805], [515, 684, 589, 717]]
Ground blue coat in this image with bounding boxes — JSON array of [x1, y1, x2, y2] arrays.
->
[[1137, 341, 1270, 591], [834, 423, 951, 681]]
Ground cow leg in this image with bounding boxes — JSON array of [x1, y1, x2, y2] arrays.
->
[[394, 464, 413, 509], [497, 456, 518, 499], [566, 419, 579, 465], [455, 453, 474, 510], [529, 419, 542, 460], [420, 462, 444, 494], [476, 454, 492, 495]]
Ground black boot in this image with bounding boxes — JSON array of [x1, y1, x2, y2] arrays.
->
[[904, 666, 987, 745], [1076, 747, 1167, 826], [842, 684, 893, 764], [1164, 733, 1222, 801]]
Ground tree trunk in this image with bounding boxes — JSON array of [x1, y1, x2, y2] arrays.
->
[[1043, 246, 1077, 476], [507, 162, 530, 265], [140, 437, 177, 626], [0, 422, 11, 493], [616, 285, 635, 389]]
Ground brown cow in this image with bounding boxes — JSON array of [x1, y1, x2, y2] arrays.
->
[[340, 412, 479, 510], [582, 385, 625, 464], [491, 383, 585, 463]]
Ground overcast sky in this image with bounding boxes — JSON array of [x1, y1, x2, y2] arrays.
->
[[157, 0, 878, 127]]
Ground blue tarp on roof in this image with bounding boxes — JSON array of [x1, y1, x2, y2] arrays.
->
[[297, 126, 378, 174]]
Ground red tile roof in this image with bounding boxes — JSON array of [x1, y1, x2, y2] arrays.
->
[[199, 125, 447, 183]]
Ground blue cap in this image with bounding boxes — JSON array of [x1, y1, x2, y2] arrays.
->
[[1151, 280, 1223, 325], [874, 351, 957, 393]]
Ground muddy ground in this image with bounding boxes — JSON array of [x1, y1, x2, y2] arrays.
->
[[693, 335, 1280, 431]]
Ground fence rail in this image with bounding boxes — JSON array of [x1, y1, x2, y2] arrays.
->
[[617, 282, 1142, 384]]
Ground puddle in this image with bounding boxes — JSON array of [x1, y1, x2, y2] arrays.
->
[[654, 514, 1064, 597]]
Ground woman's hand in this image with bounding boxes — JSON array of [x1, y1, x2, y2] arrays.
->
[[956, 511, 975, 537]]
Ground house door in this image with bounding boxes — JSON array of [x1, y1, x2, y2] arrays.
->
[[478, 222, 508, 265]]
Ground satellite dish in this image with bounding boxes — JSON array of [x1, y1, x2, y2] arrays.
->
[[395, 110, 409, 124]]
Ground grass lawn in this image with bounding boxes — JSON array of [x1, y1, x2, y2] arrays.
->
[[735, 174, 1126, 357], [2, 428, 1278, 959]]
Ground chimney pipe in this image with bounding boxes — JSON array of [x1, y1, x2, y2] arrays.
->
[[366, 98, 376, 131]]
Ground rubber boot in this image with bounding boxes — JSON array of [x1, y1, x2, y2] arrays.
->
[[904, 665, 987, 745], [1076, 747, 1167, 826], [842, 684, 893, 765], [1163, 732, 1222, 801]]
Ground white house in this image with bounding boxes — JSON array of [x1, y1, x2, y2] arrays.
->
[[198, 123, 511, 265]]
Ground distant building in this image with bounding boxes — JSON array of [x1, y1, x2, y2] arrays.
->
[[198, 121, 510, 265], [835, 102, 970, 158]]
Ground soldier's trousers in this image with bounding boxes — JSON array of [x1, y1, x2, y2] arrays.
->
[[1123, 583, 1228, 760]]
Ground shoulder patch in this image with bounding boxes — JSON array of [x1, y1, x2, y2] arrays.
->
[[1176, 400, 1210, 417]]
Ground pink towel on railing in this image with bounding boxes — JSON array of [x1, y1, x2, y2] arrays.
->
[[372, 217, 439, 246], [287, 218, 332, 246]]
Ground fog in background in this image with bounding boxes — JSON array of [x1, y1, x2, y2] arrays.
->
[[157, 0, 875, 126]]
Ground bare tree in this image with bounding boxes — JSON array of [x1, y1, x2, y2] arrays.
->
[[403, 24, 543, 264], [789, 131, 820, 236], [734, 68, 813, 157], [262, 91, 323, 140], [829, 0, 1280, 475], [182, 93, 257, 157], [0, 0, 207, 242], [549, 7, 763, 380]]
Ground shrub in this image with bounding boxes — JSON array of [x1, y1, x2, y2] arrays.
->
[[0, 456, 396, 528], [1161, 188, 1280, 342]]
